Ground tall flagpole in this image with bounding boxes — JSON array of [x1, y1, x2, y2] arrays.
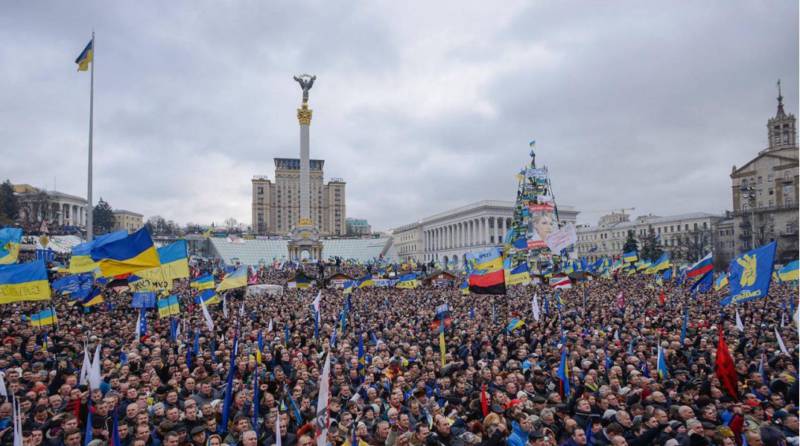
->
[[87, 31, 95, 241]]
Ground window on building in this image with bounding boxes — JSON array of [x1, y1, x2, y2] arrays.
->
[[702, 222, 707, 229]]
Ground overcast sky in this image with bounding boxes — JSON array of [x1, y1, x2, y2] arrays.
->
[[2, 1, 797, 231]]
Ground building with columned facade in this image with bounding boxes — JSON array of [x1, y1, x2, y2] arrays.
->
[[14, 184, 88, 232], [393, 200, 578, 265]]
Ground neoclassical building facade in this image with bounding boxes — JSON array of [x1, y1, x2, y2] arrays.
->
[[14, 185, 89, 229], [393, 200, 578, 265]]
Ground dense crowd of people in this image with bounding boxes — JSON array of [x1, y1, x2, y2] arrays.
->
[[0, 263, 797, 446]]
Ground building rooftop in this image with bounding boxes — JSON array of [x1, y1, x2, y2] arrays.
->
[[208, 237, 397, 265], [113, 209, 143, 217], [579, 212, 724, 232], [274, 158, 325, 171]]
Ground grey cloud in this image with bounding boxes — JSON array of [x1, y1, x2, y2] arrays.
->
[[0, 1, 796, 232]]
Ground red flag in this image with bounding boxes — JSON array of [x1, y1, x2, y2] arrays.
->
[[715, 327, 738, 399], [480, 383, 489, 417], [659, 290, 665, 306]]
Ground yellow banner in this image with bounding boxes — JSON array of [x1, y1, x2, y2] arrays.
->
[[134, 260, 189, 283], [0, 280, 51, 303]]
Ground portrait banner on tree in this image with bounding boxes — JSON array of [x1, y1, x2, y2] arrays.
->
[[526, 203, 556, 250]]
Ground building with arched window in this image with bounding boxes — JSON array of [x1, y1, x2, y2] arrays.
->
[[730, 84, 799, 263]]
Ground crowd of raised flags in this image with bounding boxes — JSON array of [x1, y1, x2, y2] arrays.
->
[[0, 213, 796, 446]]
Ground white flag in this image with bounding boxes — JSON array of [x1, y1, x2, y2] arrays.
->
[[88, 344, 102, 390], [315, 353, 331, 446], [0, 372, 6, 398], [312, 291, 321, 314], [275, 406, 282, 446], [735, 309, 744, 332], [239, 300, 245, 318], [775, 328, 789, 355], [79, 346, 91, 386], [201, 300, 215, 332], [12, 397, 21, 446], [222, 296, 228, 319], [135, 311, 142, 343], [268, 319, 273, 333], [531, 294, 540, 322]]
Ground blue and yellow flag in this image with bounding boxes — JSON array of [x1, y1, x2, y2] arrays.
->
[[622, 251, 638, 263], [395, 273, 419, 289], [778, 260, 799, 282], [357, 274, 374, 288], [721, 241, 776, 306], [157, 295, 180, 318], [82, 287, 105, 307], [191, 273, 215, 290], [714, 273, 729, 291], [0, 261, 51, 303], [195, 289, 220, 306], [505, 263, 531, 286], [69, 231, 127, 274], [90, 228, 160, 277], [217, 267, 247, 292], [647, 253, 671, 274], [75, 38, 93, 71], [30, 308, 57, 327], [130, 240, 190, 290], [505, 318, 525, 333], [460, 279, 470, 295], [342, 280, 355, 295], [0, 228, 22, 265]]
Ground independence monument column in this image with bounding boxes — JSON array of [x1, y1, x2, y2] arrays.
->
[[288, 74, 322, 261]]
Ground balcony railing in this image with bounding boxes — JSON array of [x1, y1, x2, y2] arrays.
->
[[732, 202, 798, 217]]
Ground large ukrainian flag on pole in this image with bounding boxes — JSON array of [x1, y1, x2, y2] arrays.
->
[[0, 228, 22, 265], [75, 38, 93, 71], [90, 227, 160, 277], [0, 261, 51, 303]]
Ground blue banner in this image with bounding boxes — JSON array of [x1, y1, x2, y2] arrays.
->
[[721, 241, 776, 306], [131, 292, 157, 308], [52, 273, 94, 298]]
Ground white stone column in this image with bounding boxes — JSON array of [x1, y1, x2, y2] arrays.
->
[[499, 217, 505, 243]]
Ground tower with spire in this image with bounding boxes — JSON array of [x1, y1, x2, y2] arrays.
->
[[766, 79, 797, 151]]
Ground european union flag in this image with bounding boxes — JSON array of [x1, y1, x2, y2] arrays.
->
[[721, 241, 776, 306]]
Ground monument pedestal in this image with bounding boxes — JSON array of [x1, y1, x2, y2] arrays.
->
[[288, 218, 323, 261]]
